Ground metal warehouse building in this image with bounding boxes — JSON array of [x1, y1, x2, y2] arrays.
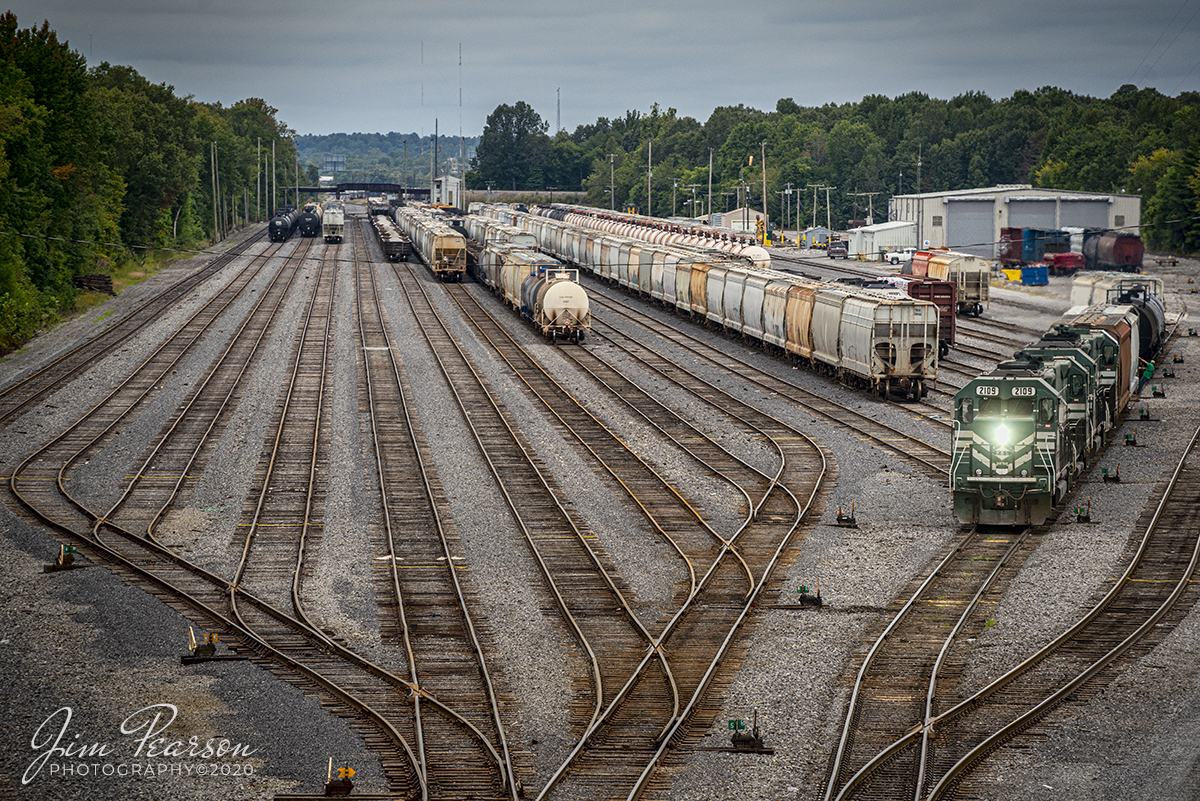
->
[[887, 185, 1141, 258]]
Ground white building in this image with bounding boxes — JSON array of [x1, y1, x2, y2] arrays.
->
[[887, 185, 1141, 258], [432, 174, 463, 207], [717, 207, 766, 233], [847, 221, 918, 260]]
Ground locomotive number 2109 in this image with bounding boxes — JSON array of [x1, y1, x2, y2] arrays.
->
[[1011, 386, 1037, 397]]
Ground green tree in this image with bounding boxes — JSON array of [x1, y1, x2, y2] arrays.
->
[[471, 101, 550, 190]]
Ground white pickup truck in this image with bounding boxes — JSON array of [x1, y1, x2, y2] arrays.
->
[[883, 247, 917, 265]]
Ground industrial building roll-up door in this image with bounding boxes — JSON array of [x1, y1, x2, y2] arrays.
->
[[1007, 199, 1057, 228], [945, 199, 994, 257], [1059, 199, 1110, 228]]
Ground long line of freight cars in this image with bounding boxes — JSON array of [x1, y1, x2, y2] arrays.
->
[[476, 202, 942, 400]]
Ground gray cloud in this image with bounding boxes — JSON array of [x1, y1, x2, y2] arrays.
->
[[11, 0, 1199, 135]]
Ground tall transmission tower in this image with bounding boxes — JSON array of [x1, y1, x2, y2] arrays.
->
[[556, 87, 561, 133]]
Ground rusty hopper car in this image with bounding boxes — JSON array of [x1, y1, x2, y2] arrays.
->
[[908, 250, 990, 316]]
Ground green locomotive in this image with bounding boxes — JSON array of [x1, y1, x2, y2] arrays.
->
[[951, 308, 1138, 527]]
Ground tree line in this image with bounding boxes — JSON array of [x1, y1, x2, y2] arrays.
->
[[0, 13, 301, 352], [296, 131, 478, 186], [468, 88, 1200, 252]]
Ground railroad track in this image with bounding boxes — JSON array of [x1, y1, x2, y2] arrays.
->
[[349, 218, 521, 799], [581, 282, 951, 482], [822, 525, 1041, 801], [825, 417, 1200, 800], [389, 259, 666, 797], [422, 274, 829, 799], [6, 233, 503, 799], [0, 229, 271, 427]]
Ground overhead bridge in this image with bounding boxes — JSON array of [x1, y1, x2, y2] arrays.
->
[[299, 183, 431, 200]]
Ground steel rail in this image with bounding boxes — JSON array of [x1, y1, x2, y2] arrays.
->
[[585, 288, 951, 479], [354, 220, 517, 796], [447, 285, 752, 599], [0, 229, 271, 426], [393, 262, 622, 743], [926, 418, 1200, 798]]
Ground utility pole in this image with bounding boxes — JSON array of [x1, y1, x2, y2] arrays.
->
[[271, 140, 276, 216], [917, 143, 923, 246], [647, 139, 652, 217], [807, 183, 822, 231], [849, 191, 880, 224], [211, 142, 218, 240], [608, 154, 615, 210], [256, 138, 260, 222], [707, 148, 714, 220], [760, 141, 768, 244], [686, 184, 700, 220], [672, 177, 678, 217], [825, 185, 836, 232], [784, 182, 793, 239], [432, 120, 438, 200]]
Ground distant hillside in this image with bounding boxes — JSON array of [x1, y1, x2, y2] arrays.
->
[[297, 132, 477, 184]]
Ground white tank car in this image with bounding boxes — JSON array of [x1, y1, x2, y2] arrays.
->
[[513, 265, 591, 343]]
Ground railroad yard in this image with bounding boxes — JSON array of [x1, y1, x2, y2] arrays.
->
[[2, 206, 1199, 801]]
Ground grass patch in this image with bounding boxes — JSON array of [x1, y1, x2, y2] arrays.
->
[[72, 249, 180, 316]]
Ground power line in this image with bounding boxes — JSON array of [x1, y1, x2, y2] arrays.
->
[[1129, 0, 1193, 84]]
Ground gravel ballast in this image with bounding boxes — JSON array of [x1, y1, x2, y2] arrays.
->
[[2, 227, 1197, 800]]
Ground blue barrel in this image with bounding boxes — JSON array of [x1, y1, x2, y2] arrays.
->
[[1021, 265, 1048, 286]]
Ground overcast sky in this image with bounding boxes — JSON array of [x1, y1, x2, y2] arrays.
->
[[11, 0, 1200, 137]]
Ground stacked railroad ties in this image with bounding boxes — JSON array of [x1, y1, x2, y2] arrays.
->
[[473, 202, 941, 400], [952, 273, 1167, 525]]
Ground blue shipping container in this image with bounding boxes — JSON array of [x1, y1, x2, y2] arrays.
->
[[1022, 228, 1044, 264], [1021, 265, 1048, 285]]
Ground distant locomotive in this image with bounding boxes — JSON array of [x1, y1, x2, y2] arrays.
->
[[297, 202, 323, 237]]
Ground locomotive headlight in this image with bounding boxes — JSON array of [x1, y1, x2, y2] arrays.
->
[[994, 425, 1010, 446]]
